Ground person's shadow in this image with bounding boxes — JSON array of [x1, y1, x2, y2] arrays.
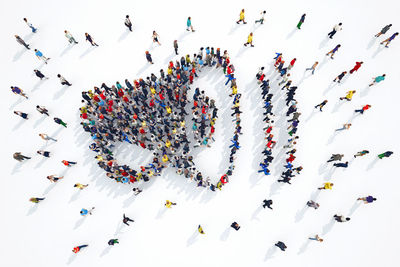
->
[[13, 48, 29, 62], [155, 206, 167, 219], [60, 45, 74, 57], [100, 246, 112, 257], [74, 216, 85, 229], [186, 229, 199, 246], [366, 157, 379, 171], [348, 201, 362, 216], [298, 239, 311, 254], [264, 246, 277, 261], [322, 219, 335, 235], [367, 36, 377, 50], [286, 27, 298, 39], [220, 227, 231, 241], [67, 253, 76, 265], [27, 204, 39, 216], [118, 30, 130, 42]]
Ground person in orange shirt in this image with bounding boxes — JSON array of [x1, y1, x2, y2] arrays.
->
[[62, 160, 77, 166]]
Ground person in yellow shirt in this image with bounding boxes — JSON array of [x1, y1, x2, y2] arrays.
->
[[198, 225, 205, 234], [165, 139, 171, 148], [229, 85, 238, 96], [74, 183, 89, 190], [165, 200, 176, 208], [244, 32, 254, 47], [236, 9, 246, 24], [340, 90, 356, 101], [162, 154, 169, 163], [318, 182, 334, 190], [166, 106, 172, 114]]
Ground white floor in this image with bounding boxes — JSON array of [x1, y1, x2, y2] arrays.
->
[[1, 0, 399, 266]]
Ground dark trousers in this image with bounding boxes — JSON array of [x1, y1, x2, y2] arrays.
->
[[328, 30, 337, 38]]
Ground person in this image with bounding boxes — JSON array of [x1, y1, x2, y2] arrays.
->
[[334, 214, 350, 222], [152, 31, 161, 45], [37, 150, 51, 158], [305, 61, 318, 75], [39, 133, 57, 142], [80, 207, 95, 216], [354, 150, 369, 158], [74, 183, 88, 189], [36, 105, 49, 116], [108, 239, 119, 246], [57, 74, 72, 86], [309, 235, 323, 242], [132, 187, 142, 195], [54, 117, 67, 127], [318, 182, 334, 190], [231, 222, 240, 230], [85, 33, 99, 46], [11, 86, 28, 99], [64, 30, 78, 44], [314, 100, 328, 111], [262, 199, 273, 209], [236, 9, 246, 24], [369, 74, 386, 86], [327, 23, 342, 39], [125, 15, 132, 31], [335, 123, 352, 131], [13, 152, 31, 161], [358, 196, 377, 204], [72, 245, 88, 253], [14, 111, 28, 119], [306, 200, 320, 209], [349, 61, 363, 74], [30, 197, 45, 203], [355, 105, 371, 114], [333, 161, 348, 168], [339, 90, 356, 101], [47, 175, 64, 182], [198, 225, 205, 234], [23, 18, 37, 32], [34, 49, 50, 64], [255, 10, 266, 24], [15, 35, 30, 49], [244, 32, 254, 47], [297, 14, 306, 29], [62, 160, 77, 166], [123, 214, 134, 226], [326, 44, 341, 59], [275, 241, 287, 251], [165, 200, 177, 208], [34, 69, 48, 79], [173, 40, 178, 55], [333, 71, 347, 83], [145, 51, 153, 64], [378, 151, 393, 159], [380, 32, 398, 47], [186, 17, 195, 32], [327, 154, 344, 162], [375, 24, 392, 37]]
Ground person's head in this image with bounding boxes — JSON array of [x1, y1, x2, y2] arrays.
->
[[250, 32, 253, 36], [339, 22, 342, 26], [382, 74, 386, 77], [64, 30, 67, 33], [15, 35, 19, 38], [343, 71, 347, 74], [57, 74, 61, 77], [263, 10, 266, 14], [338, 44, 341, 47], [85, 32, 88, 36], [395, 32, 399, 35], [242, 9, 245, 12], [389, 24, 392, 26], [23, 18, 27, 22], [324, 100, 328, 103], [126, 15, 129, 18], [153, 30, 156, 34], [360, 61, 364, 64], [346, 217, 350, 221], [145, 51, 149, 54], [34, 49, 37, 52], [188, 17, 191, 20], [373, 197, 377, 201], [303, 13, 306, 16], [80, 210, 84, 214], [13, 111, 18, 115]]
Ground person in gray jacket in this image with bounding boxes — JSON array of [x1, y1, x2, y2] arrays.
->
[[375, 24, 392, 37], [327, 154, 344, 162], [15, 35, 30, 49]]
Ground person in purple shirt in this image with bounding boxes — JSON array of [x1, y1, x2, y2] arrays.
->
[[381, 32, 398, 47], [358, 196, 377, 204], [11, 86, 28, 99], [326, 44, 341, 59]]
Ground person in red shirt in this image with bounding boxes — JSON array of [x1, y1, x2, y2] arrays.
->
[[72, 245, 88, 253], [349, 61, 363, 74], [62, 160, 77, 166], [220, 174, 229, 184], [288, 58, 296, 70], [355, 104, 371, 114], [286, 154, 296, 163]]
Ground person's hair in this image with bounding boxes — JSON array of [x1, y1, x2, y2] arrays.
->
[[339, 23, 342, 25], [346, 217, 350, 221], [373, 198, 377, 201], [126, 15, 129, 18]]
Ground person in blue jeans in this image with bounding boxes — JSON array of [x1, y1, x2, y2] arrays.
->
[[23, 18, 37, 33]]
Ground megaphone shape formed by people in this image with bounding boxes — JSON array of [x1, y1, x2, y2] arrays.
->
[[79, 47, 241, 191]]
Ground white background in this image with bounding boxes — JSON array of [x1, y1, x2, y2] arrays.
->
[[0, 0, 399, 266]]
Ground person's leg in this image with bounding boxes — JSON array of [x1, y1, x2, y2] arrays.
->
[[78, 245, 88, 249]]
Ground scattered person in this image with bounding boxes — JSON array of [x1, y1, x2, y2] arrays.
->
[[34, 69, 48, 79], [380, 32, 398, 47], [297, 14, 306, 29], [327, 23, 342, 39], [305, 61, 318, 75], [145, 51, 153, 64], [375, 24, 392, 37], [54, 117, 67, 127], [37, 150, 51, 158], [333, 71, 347, 83], [23, 18, 37, 33], [13, 152, 31, 161], [62, 160, 77, 166], [47, 175, 64, 182], [39, 133, 57, 142], [318, 182, 334, 190], [85, 33, 99, 46], [125, 15, 132, 31], [327, 154, 344, 162], [309, 235, 323, 242], [378, 151, 393, 159], [275, 241, 287, 251], [314, 100, 328, 111], [334, 214, 350, 222], [152, 31, 161, 45], [34, 49, 50, 64], [57, 74, 72, 86], [333, 161, 348, 168], [255, 10, 266, 24], [198, 225, 205, 234], [236, 9, 247, 24], [165, 200, 177, 208], [354, 150, 369, 158], [108, 239, 119, 246], [29, 197, 45, 203], [357, 196, 377, 204], [244, 32, 254, 47], [15, 35, 30, 49], [123, 214, 134, 226], [262, 199, 273, 209], [306, 200, 320, 209], [64, 30, 78, 44], [326, 44, 341, 59], [80, 207, 95, 216], [11, 86, 28, 99], [231, 222, 241, 231], [339, 90, 356, 101], [14, 111, 28, 119], [72, 245, 88, 253], [349, 61, 363, 74], [354, 105, 371, 114], [74, 183, 88, 189], [335, 123, 352, 131], [173, 40, 178, 55], [369, 74, 386, 86], [186, 17, 195, 32], [132, 187, 142, 195], [36, 105, 50, 116]]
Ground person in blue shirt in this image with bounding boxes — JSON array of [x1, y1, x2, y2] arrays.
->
[[34, 49, 50, 64], [80, 207, 95, 216], [326, 44, 341, 59], [186, 17, 195, 32], [23, 18, 37, 33]]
